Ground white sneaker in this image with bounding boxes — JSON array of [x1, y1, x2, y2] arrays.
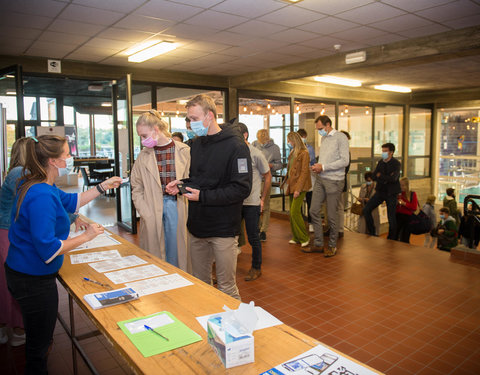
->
[[10, 332, 25, 347], [301, 240, 310, 247], [309, 224, 314, 233], [0, 327, 7, 345], [288, 240, 297, 244]]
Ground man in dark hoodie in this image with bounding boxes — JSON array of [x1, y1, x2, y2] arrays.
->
[[166, 94, 252, 300]]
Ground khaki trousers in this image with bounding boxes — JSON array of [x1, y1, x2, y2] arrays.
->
[[259, 186, 271, 233], [189, 234, 240, 300]]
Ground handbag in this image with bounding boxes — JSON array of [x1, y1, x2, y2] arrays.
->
[[408, 197, 431, 234], [351, 200, 364, 216]]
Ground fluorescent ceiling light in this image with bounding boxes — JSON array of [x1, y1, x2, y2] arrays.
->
[[128, 42, 177, 63], [281, 0, 304, 3], [374, 84, 411, 93], [6, 90, 16, 95], [101, 102, 112, 107], [314, 75, 362, 87], [124, 40, 160, 56]]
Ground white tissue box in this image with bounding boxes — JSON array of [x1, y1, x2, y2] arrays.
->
[[207, 315, 254, 368]]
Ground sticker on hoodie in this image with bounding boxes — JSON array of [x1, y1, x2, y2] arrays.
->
[[237, 158, 248, 173]]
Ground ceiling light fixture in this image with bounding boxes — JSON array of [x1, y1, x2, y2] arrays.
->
[[267, 103, 271, 109], [5, 90, 16, 95], [281, 0, 304, 3], [374, 84, 411, 93], [101, 102, 112, 107], [314, 75, 362, 87], [128, 41, 177, 63], [243, 106, 247, 112]]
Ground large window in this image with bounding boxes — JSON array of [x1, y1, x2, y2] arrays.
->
[[408, 107, 432, 178], [338, 104, 373, 185], [438, 108, 480, 202], [374, 105, 403, 157], [238, 96, 290, 160]]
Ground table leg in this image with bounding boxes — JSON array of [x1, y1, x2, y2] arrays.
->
[[69, 294, 78, 375]]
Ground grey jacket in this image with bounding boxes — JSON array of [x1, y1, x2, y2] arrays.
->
[[252, 139, 282, 173], [422, 203, 436, 229]]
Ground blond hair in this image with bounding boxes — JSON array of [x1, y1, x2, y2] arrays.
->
[[256, 129, 269, 144], [400, 177, 410, 198], [185, 94, 217, 118], [136, 110, 171, 138], [8, 137, 29, 173], [287, 131, 307, 161], [426, 195, 436, 205]]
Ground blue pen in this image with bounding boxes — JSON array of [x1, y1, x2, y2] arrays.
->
[[83, 277, 109, 288], [144, 325, 169, 341]]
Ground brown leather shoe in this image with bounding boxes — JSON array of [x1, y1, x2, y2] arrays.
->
[[324, 246, 337, 257], [245, 268, 262, 281], [302, 245, 324, 253]]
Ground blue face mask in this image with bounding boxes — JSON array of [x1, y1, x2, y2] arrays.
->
[[190, 115, 210, 137], [287, 143, 293, 150], [186, 129, 196, 139], [382, 152, 389, 160], [366, 181, 373, 185], [318, 128, 327, 137], [440, 214, 445, 220]]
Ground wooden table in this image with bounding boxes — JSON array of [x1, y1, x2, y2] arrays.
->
[[57, 224, 382, 374]]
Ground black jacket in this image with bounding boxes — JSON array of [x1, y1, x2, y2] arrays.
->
[[372, 157, 401, 196], [183, 126, 252, 238]]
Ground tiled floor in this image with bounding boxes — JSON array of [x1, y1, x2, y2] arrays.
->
[[2, 213, 480, 374]]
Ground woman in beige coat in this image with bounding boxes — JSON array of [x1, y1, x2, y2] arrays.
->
[[131, 110, 191, 271]]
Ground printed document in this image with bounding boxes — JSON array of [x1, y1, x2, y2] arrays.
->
[[104, 264, 167, 284], [89, 255, 147, 273], [70, 250, 121, 264], [126, 273, 193, 296]]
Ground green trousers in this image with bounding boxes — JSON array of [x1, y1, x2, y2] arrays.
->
[[289, 192, 309, 243]]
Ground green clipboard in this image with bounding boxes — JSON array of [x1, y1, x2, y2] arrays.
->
[[118, 311, 202, 357]]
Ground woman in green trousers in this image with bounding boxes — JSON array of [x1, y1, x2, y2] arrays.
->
[[282, 132, 312, 247]]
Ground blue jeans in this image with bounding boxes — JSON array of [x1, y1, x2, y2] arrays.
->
[[363, 192, 397, 240], [242, 205, 262, 269], [5, 264, 58, 375], [163, 196, 178, 267]]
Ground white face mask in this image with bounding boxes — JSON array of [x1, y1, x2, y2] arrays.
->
[[56, 156, 74, 176]]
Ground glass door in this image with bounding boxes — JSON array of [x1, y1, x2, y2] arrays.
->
[[112, 75, 137, 233], [0, 65, 25, 183]]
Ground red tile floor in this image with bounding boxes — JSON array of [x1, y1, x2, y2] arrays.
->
[[2, 216, 480, 374]]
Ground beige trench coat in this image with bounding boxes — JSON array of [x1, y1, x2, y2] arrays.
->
[[131, 141, 191, 272]]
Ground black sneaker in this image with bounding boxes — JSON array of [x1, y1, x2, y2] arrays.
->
[[259, 231, 267, 241]]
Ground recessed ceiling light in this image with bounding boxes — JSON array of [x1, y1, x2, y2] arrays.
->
[[374, 84, 411, 93], [314, 75, 362, 87], [128, 42, 177, 63], [281, 0, 304, 3]]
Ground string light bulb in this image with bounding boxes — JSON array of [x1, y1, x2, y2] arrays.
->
[[296, 105, 300, 111], [267, 103, 271, 109], [243, 106, 247, 112]]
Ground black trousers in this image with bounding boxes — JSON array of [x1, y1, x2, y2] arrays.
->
[[242, 205, 262, 269], [5, 264, 58, 375], [363, 192, 398, 240], [396, 213, 412, 243]]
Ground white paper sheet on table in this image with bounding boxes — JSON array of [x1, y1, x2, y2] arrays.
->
[[260, 343, 380, 375], [69, 232, 121, 252], [126, 273, 193, 296], [196, 306, 283, 333], [104, 264, 167, 284], [70, 250, 121, 264], [88, 255, 147, 273]]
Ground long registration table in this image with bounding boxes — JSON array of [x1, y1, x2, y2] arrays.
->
[[57, 224, 382, 374]]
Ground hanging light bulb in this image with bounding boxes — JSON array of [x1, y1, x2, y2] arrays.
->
[[161, 110, 165, 116], [243, 106, 247, 112], [321, 108, 325, 115], [296, 105, 300, 111], [267, 103, 271, 109], [272, 109, 275, 114], [345, 108, 349, 114], [365, 109, 369, 115], [176, 110, 179, 115], [340, 112, 344, 116], [298, 110, 302, 114], [250, 111, 253, 115]]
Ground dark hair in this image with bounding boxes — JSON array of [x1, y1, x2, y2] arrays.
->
[[236, 122, 249, 138], [315, 115, 332, 127], [364, 171, 374, 180], [172, 132, 184, 142], [439, 207, 450, 214], [16, 135, 67, 219], [446, 187, 455, 197], [340, 130, 351, 140], [297, 129, 307, 138], [381, 143, 395, 152], [185, 117, 190, 123]]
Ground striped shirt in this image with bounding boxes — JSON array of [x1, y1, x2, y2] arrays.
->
[[154, 140, 176, 194]]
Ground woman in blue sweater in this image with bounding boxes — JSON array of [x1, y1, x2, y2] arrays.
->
[[4, 135, 121, 374]]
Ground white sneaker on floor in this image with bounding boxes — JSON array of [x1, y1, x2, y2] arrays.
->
[[288, 240, 297, 244], [301, 240, 310, 247], [0, 327, 8, 345], [309, 224, 314, 233], [10, 332, 25, 347]]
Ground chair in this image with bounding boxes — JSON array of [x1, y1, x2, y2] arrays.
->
[[80, 167, 101, 192]]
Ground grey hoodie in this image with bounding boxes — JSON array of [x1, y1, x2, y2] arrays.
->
[[252, 139, 282, 173]]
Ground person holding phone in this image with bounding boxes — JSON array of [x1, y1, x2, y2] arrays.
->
[[5, 135, 121, 374], [131, 110, 191, 270]]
